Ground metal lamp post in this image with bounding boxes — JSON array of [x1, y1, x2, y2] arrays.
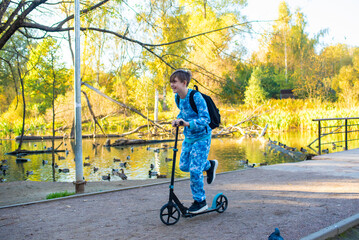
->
[[73, 0, 85, 193]]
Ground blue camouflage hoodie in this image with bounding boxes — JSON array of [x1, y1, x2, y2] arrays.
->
[[175, 89, 212, 143]]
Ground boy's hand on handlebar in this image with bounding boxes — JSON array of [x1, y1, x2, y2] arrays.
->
[[172, 119, 189, 127]]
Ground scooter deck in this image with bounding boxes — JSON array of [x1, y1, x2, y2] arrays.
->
[[183, 193, 224, 218]]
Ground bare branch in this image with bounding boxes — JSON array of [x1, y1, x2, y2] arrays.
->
[[138, 43, 219, 95], [55, 0, 110, 28], [162, 53, 225, 82], [18, 28, 47, 39], [19, 22, 221, 94], [0, 0, 47, 49], [42, 1, 72, 6], [20, 20, 253, 48], [0, 0, 26, 34], [0, 0, 11, 23]]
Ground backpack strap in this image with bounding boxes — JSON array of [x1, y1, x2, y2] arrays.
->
[[176, 90, 198, 114], [175, 94, 180, 107], [189, 90, 198, 114]]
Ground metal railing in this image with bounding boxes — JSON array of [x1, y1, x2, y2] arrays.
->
[[310, 117, 359, 155]]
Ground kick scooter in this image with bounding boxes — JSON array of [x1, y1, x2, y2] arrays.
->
[[160, 121, 228, 225]]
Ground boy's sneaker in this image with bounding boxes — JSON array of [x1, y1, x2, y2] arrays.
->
[[206, 160, 218, 184], [188, 200, 208, 214]]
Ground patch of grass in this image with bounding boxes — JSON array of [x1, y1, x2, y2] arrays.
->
[[46, 191, 75, 199]]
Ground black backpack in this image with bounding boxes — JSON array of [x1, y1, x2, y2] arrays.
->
[[176, 86, 220, 129]]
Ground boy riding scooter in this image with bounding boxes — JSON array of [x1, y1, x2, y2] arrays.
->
[[170, 69, 218, 214]]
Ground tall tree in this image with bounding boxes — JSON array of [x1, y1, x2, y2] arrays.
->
[[2, 0, 249, 115], [260, 1, 291, 87], [131, 0, 248, 114], [220, 61, 252, 103], [333, 65, 359, 107], [319, 44, 352, 79], [244, 67, 267, 106], [332, 48, 359, 106], [0, 33, 30, 112], [184, 0, 246, 92], [255, 1, 322, 98], [24, 37, 69, 114]]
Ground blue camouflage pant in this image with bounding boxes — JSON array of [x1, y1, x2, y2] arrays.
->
[[179, 138, 211, 202]]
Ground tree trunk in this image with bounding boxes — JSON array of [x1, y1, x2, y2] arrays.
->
[[70, 119, 75, 138], [16, 62, 25, 151], [67, 28, 75, 66], [52, 69, 56, 182], [67, 12, 75, 141], [284, 30, 288, 84], [204, 0, 207, 18], [154, 88, 159, 123], [162, 83, 168, 111]]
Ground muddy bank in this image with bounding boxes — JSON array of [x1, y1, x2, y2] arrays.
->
[[0, 179, 169, 207]]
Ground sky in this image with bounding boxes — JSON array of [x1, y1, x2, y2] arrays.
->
[[241, 0, 359, 54]]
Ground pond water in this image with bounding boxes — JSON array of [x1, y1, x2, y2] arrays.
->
[[0, 129, 358, 183]]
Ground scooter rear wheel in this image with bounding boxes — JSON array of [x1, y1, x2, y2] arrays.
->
[[160, 203, 181, 225], [215, 194, 228, 213]]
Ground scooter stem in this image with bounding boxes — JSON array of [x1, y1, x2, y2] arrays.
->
[[169, 121, 183, 188]]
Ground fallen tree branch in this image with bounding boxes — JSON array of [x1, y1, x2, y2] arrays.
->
[[116, 125, 148, 137], [82, 82, 168, 132], [218, 104, 270, 136], [218, 106, 262, 135], [108, 138, 176, 147], [6, 149, 65, 156], [82, 90, 107, 137]]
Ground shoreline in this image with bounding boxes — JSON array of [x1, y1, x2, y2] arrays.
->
[[0, 178, 170, 207]]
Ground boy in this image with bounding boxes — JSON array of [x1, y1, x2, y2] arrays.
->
[[170, 69, 218, 214]]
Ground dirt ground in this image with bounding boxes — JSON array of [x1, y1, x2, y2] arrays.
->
[[1, 159, 359, 240], [0, 179, 170, 207]]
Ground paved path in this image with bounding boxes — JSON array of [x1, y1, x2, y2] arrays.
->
[[1, 149, 359, 240], [265, 148, 359, 178]]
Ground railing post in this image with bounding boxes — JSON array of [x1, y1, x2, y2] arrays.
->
[[318, 120, 321, 155], [345, 119, 348, 151]]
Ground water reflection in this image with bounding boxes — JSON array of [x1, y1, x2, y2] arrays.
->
[[1, 130, 358, 183]]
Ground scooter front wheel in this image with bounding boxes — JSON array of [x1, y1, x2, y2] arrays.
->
[[215, 194, 228, 213], [160, 203, 181, 225]]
